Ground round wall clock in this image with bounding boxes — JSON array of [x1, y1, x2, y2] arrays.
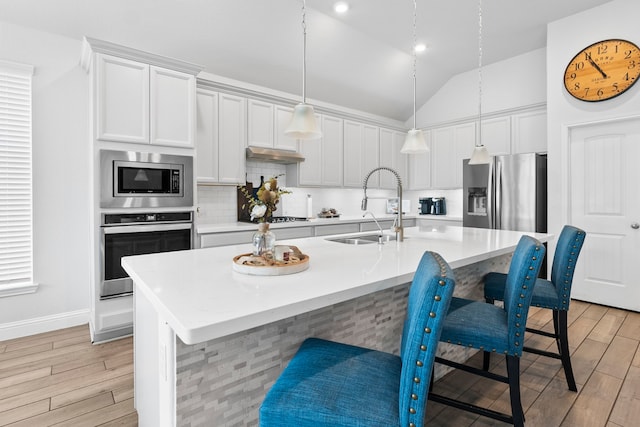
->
[[564, 39, 640, 102]]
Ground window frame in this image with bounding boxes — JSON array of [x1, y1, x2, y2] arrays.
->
[[0, 60, 37, 298]]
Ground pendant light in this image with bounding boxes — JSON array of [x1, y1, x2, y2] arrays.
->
[[468, 0, 490, 164], [401, 0, 428, 154], [285, 0, 322, 140]]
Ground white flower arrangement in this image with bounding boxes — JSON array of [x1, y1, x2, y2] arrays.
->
[[238, 175, 291, 222]]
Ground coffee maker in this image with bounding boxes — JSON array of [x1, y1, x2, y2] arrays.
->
[[419, 197, 446, 215]]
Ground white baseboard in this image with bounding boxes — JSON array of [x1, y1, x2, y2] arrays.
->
[[0, 309, 90, 341]]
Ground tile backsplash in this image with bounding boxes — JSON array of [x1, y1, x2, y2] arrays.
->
[[196, 160, 463, 224], [245, 160, 287, 190], [196, 185, 237, 223]]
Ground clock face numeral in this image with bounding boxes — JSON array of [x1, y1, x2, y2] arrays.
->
[[564, 39, 640, 102]]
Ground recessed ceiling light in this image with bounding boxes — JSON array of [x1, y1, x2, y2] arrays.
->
[[414, 43, 427, 53], [334, 2, 349, 14]]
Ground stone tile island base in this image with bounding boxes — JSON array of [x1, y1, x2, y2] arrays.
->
[[172, 253, 512, 426]]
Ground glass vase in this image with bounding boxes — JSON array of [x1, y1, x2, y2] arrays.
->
[[252, 223, 276, 258]]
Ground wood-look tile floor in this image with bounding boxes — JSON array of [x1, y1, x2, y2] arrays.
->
[[0, 300, 638, 426], [427, 300, 640, 427], [0, 325, 136, 426]]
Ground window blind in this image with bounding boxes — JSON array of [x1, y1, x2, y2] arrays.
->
[[0, 60, 35, 296]]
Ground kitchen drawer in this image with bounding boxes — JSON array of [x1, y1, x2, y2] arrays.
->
[[359, 218, 415, 232], [360, 220, 395, 232], [404, 218, 416, 227], [200, 231, 255, 248], [314, 223, 360, 236], [417, 218, 462, 228], [272, 227, 313, 240]]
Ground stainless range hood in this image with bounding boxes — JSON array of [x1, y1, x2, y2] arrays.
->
[[245, 147, 305, 164]]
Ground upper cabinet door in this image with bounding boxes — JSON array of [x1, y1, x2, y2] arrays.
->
[[218, 93, 246, 184], [343, 120, 364, 188], [408, 130, 432, 190], [379, 128, 407, 189], [480, 116, 511, 156], [343, 121, 379, 188], [95, 54, 149, 143], [362, 124, 380, 188], [431, 123, 475, 189], [512, 109, 547, 154], [150, 66, 195, 147], [247, 99, 274, 149], [321, 115, 344, 187], [195, 89, 219, 182], [274, 105, 299, 151]]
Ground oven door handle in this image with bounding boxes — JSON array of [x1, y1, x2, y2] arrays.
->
[[102, 223, 193, 234]]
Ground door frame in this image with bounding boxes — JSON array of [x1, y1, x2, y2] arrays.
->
[[561, 114, 640, 309]]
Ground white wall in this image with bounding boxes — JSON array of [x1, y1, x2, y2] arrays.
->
[[414, 47, 547, 128], [0, 22, 90, 339], [547, 0, 640, 241]]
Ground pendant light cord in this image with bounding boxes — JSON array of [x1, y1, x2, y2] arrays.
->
[[412, 0, 418, 130], [477, 0, 483, 148], [301, 0, 307, 104]]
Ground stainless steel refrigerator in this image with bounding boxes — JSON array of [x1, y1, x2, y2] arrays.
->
[[463, 153, 547, 233]]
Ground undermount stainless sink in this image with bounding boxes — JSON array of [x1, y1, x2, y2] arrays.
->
[[326, 233, 399, 245]]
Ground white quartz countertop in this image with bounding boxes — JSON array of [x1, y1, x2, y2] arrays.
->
[[123, 226, 551, 345]]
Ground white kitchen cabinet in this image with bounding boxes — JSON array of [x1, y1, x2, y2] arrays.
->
[[360, 219, 395, 232], [343, 120, 379, 188], [218, 93, 247, 184], [95, 53, 195, 147], [196, 89, 219, 182], [287, 114, 343, 187], [275, 227, 314, 240], [95, 54, 149, 143], [248, 101, 299, 152], [480, 116, 511, 156], [314, 222, 359, 236], [195, 90, 245, 184], [408, 130, 432, 190], [200, 230, 256, 248], [359, 217, 416, 232], [150, 67, 195, 147], [291, 113, 323, 186], [321, 115, 344, 187], [199, 226, 313, 248], [379, 128, 408, 190], [431, 122, 475, 189], [274, 105, 299, 151], [512, 108, 547, 154], [247, 99, 274, 149], [362, 125, 380, 188], [417, 217, 462, 231]]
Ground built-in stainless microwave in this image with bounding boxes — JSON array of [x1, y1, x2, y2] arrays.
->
[[100, 149, 193, 209]]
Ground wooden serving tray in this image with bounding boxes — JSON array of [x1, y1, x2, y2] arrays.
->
[[232, 252, 310, 276]]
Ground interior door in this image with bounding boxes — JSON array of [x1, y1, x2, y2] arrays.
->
[[569, 118, 640, 312]]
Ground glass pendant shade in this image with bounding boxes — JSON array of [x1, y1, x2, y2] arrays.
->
[[468, 144, 490, 165], [401, 128, 428, 154], [284, 103, 321, 140]]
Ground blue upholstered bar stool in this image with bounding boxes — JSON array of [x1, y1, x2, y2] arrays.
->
[[429, 235, 545, 427], [483, 225, 586, 391], [259, 251, 456, 427]]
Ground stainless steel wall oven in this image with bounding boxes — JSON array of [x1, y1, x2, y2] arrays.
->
[[100, 212, 193, 299]]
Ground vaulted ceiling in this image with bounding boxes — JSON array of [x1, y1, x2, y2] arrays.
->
[[1, 0, 613, 121]]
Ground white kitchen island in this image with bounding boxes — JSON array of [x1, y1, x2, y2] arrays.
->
[[123, 225, 551, 427]]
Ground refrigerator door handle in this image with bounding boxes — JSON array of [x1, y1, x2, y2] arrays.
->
[[494, 159, 503, 230], [487, 159, 494, 229]]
